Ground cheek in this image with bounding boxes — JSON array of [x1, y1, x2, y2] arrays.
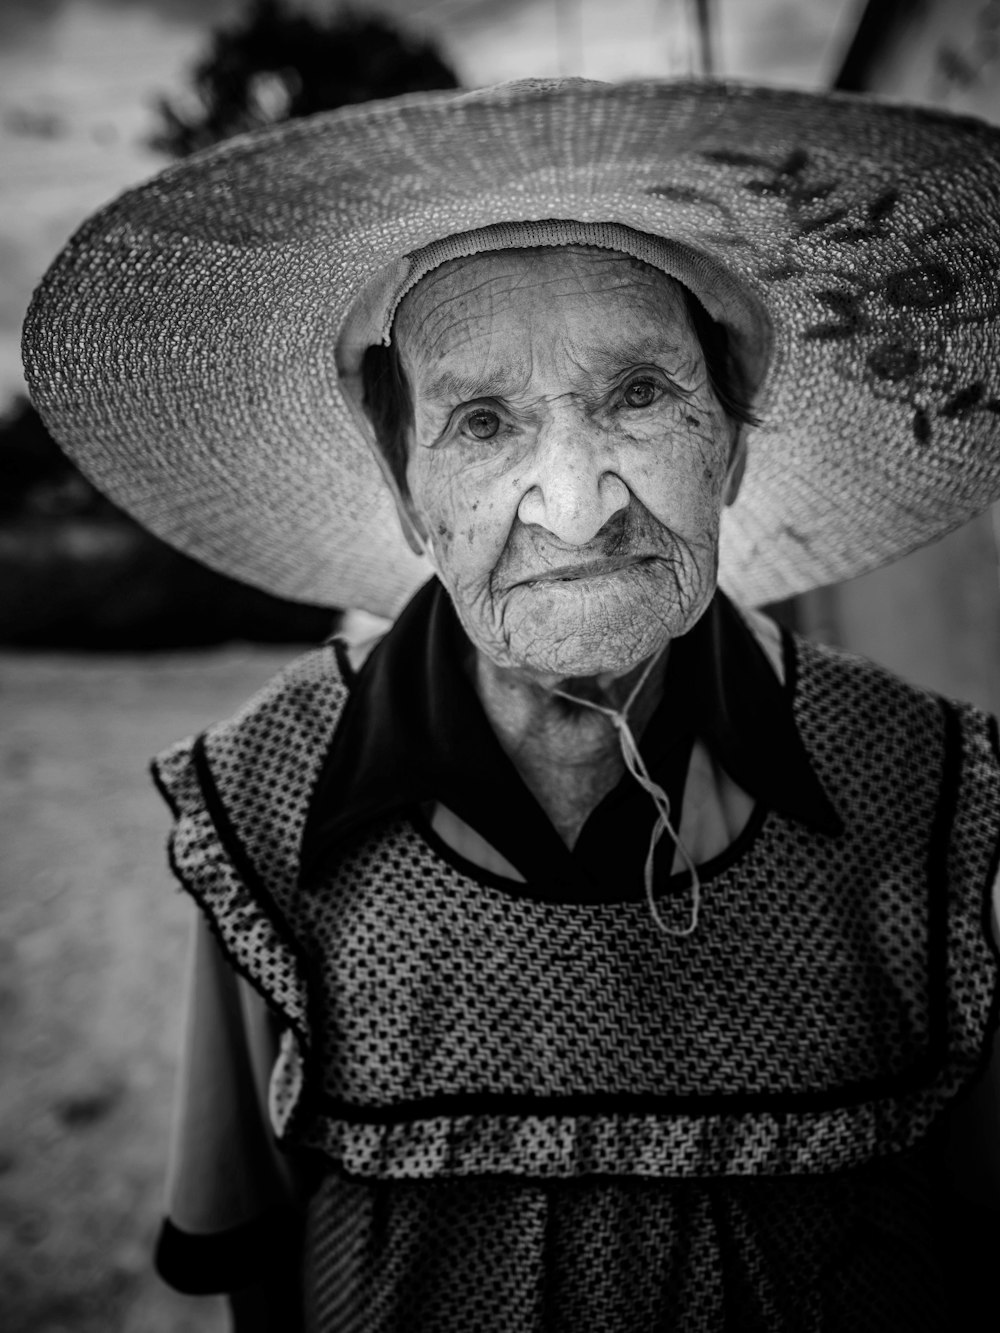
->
[[616, 414, 732, 530], [408, 454, 517, 576]]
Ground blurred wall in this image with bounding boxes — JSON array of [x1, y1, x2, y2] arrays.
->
[[800, 0, 1000, 714]]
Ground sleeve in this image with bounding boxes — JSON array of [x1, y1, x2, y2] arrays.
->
[[944, 868, 1000, 1207], [936, 867, 1000, 1329], [154, 910, 306, 1296]]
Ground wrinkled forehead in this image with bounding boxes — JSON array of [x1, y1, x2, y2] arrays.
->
[[392, 245, 691, 361]]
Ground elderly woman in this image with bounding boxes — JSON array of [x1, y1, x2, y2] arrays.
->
[[23, 80, 1000, 1331]]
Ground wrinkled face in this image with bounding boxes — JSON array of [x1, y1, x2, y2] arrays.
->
[[391, 246, 744, 679]]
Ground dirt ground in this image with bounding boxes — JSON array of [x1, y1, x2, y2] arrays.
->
[[0, 644, 301, 1333]]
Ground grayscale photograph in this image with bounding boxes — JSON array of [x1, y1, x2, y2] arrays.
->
[[2, 1, 1000, 1330]]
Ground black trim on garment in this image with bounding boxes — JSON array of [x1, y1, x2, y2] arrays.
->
[[985, 718, 1000, 975], [778, 621, 798, 701], [330, 633, 357, 687], [926, 701, 964, 1070], [298, 579, 842, 900], [308, 1149, 934, 1193], [184, 733, 326, 1143], [989, 713, 1000, 769], [313, 1044, 947, 1124], [154, 1210, 302, 1296], [962, 711, 1000, 1094], [159, 774, 293, 1042], [191, 734, 308, 983], [156, 745, 321, 1147]]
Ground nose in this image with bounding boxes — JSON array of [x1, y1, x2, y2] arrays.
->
[[516, 411, 630, 546]]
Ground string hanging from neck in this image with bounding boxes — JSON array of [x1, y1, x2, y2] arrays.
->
[[553, 650, 701, 937]]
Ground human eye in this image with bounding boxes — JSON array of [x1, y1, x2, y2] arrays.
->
[[620, 375, 664, 410], [457, 405, 502, 441]]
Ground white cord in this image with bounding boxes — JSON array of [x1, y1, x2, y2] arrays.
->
[[553, 652, 701, 936]]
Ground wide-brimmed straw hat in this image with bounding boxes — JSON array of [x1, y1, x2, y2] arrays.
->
[[21, 78, 1000, 616]]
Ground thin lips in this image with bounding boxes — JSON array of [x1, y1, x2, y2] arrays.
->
[[523, 554, 651, 584]]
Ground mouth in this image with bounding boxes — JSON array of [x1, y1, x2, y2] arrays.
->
[[520, 554, 654, 586]]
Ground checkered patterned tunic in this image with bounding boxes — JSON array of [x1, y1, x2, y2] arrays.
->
[[154, 630, 1000, 1331]]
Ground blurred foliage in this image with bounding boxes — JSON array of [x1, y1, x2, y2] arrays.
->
[[150, 0, 458, 158], [0, 393, 98, 516], [0, 396, 335, 649], [6, 2, 457, 648]]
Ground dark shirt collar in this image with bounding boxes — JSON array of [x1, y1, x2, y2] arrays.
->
[[300, 578, 841, 891]]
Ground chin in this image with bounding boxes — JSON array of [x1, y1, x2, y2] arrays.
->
[[510, 579, 709, 674], [497, 618, 675, 681]]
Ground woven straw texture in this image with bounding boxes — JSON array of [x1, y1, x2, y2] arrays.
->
[[22, 78, 1000, 614]]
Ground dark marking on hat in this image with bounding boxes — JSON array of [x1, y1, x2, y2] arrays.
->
[[792, 183, 838, 205], [803, 321, 859, 342], [804, 290, 867, 341], [987, 398, 1000, 415], [829, 188, 901, 243], [827, 225, 872, 244], [815, 289, 864, 321], [645, 184, 708, 205], [828, 224, 882, 244], [742, 151, 808, 197], [744, 177, 786, 199], [699, 149, 770, 169], [913, 407, 932, 445], [884, 264, 960, 310], [702, 231, 749, 247], [941, 383, 984, 418], [707, 140, 843, 222], [747, 177, 835, 206], [744, 158, 838, 213], [797, 208, 851, 236], [867, 339, 920, 382], [779, 149, 810, 176], [759, 262, 802, 281], [869, 189, 899, 225]]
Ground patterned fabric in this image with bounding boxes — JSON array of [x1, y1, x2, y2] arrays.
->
[[153, 631, 1000, 1331], [303, 1164, 953, 1333]]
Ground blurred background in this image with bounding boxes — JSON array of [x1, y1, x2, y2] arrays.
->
[[2, 1, 999, 1330]]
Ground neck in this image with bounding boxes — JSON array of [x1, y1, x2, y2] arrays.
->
[[472, 647, 670, 847]]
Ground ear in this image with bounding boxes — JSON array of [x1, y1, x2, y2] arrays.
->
[[723, 429, 747, 507], [368, 434, 429, 558]]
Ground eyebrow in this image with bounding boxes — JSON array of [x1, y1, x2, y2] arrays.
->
[[422, 365, 520, 404], [584, 334, 686, 375]]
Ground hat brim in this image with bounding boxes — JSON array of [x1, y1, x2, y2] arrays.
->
[[22, 78, 1000, 616]]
